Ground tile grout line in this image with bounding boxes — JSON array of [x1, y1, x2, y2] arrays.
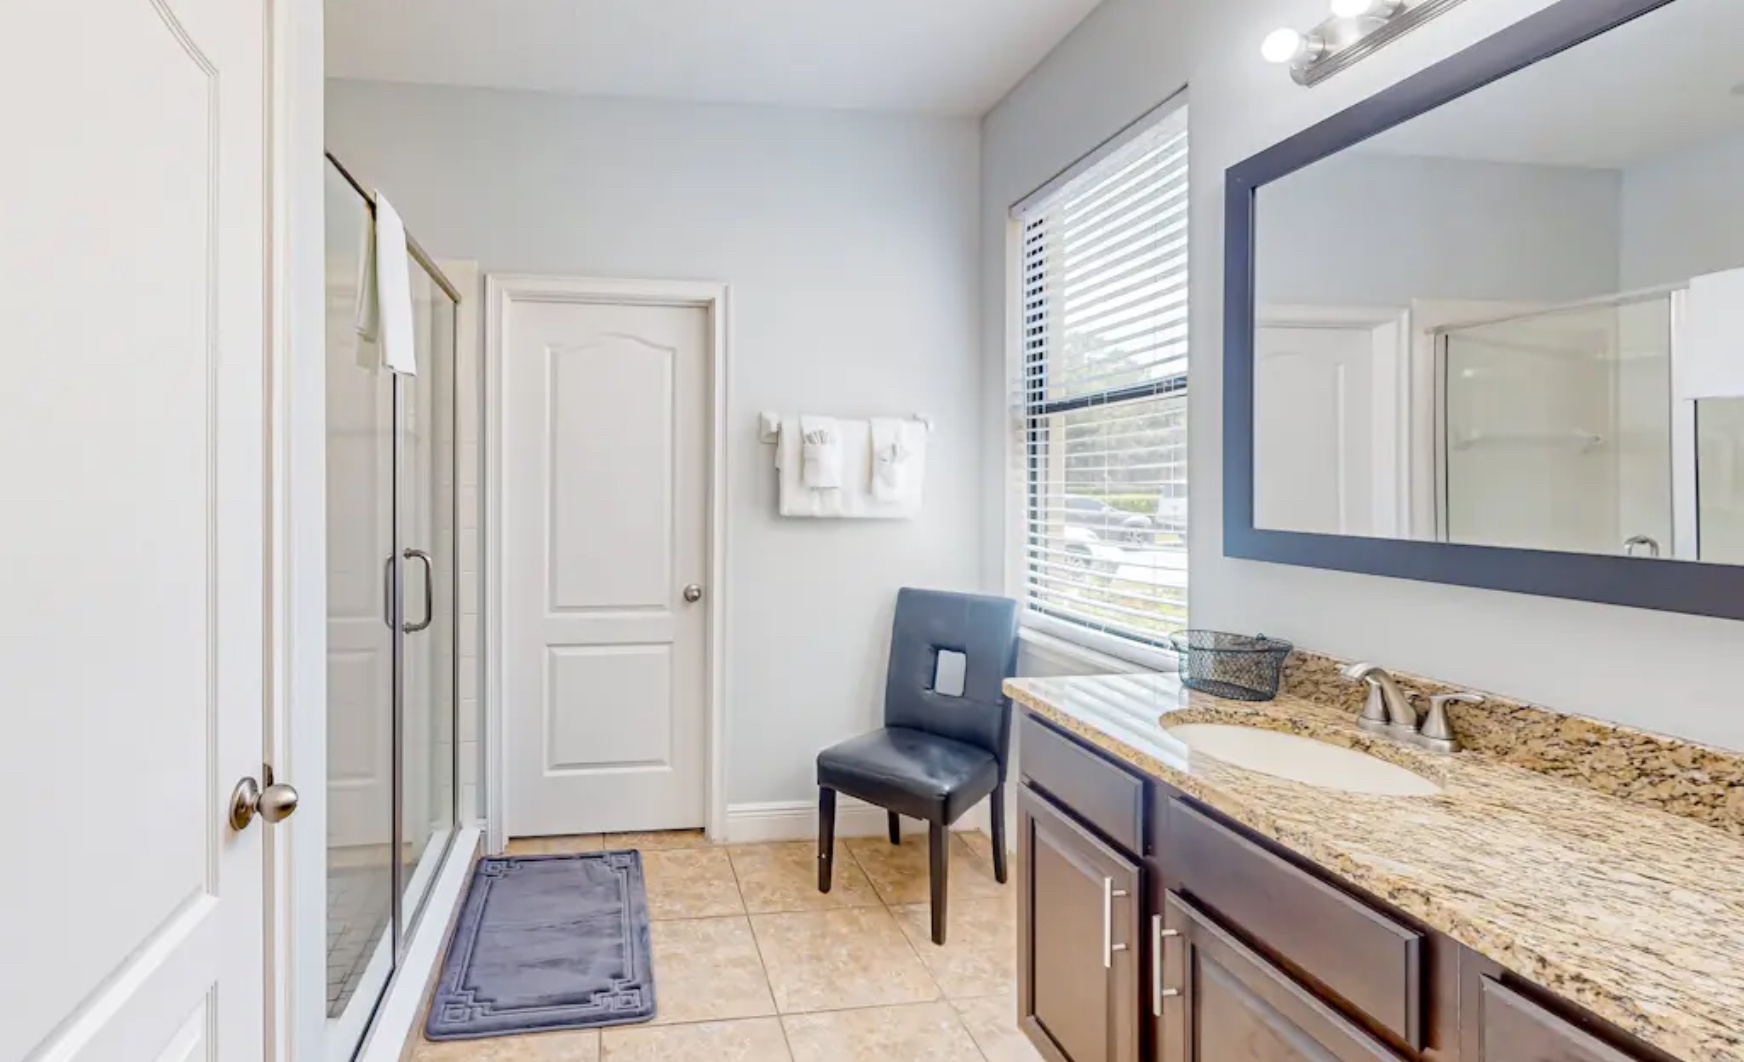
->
[[722, 846, 794, 1059], [863, 838, 955, 1010]]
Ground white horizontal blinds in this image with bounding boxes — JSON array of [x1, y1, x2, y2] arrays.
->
[[1024, 115, 1189, 407], [1018, 106, 1189, 648]]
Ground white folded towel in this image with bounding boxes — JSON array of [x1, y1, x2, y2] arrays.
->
[[800, 415, 843, 489], [870, 418, 912, 502], [353, 192, 418, 376]]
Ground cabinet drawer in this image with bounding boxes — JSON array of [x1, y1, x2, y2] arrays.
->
[[1169, 800, 1425, 1048], [1019, 713, 1146, 854], [1161, 891, 1406, 1062], [1480, 979, 1642, 1062]]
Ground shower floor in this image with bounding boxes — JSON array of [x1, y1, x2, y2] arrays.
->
[[327, 862, 393, 1018]]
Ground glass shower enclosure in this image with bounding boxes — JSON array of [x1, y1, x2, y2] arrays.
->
[[1438, 291, 1744, 563], [323, 154, 461, 1059]]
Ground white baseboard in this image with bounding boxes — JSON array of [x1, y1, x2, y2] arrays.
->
[[724, 797, 992, 845]]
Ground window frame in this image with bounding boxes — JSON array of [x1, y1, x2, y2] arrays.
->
[[1008, 93, 1190, 669]]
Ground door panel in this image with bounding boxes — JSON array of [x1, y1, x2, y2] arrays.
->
[[505, 296, 709, 836], [1, 0, 268, 1058], [1254, 325, 1385, 536], [1018, 786, 1141, 1062], [548, 337, 676, 610]]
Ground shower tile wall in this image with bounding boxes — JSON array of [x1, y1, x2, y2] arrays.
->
[[328, 862, 393, 1017]]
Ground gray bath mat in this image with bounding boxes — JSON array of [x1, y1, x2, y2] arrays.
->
[[425, 851, 656, 1040]]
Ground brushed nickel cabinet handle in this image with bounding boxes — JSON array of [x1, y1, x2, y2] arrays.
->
[[1152, 915, 1181, 1016], [1103, 878, 1130, 969]]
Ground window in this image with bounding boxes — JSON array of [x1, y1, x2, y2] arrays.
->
[[1014, 103, 1189, 654]]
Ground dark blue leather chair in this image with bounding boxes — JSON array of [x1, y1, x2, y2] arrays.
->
[[815, 588, 1021, 944]]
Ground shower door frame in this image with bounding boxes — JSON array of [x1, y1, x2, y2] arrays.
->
[[324, 152, 465, 1061], [1428, 288, 1702, 559]]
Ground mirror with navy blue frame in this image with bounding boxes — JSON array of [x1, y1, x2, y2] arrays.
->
[[1224, 0, 1744, 620]]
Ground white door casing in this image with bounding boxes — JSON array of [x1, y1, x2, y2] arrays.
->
[[2, 1, 272, 1060], [498, 282, 714, 837]]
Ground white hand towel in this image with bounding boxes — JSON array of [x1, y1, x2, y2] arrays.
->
[[870, 418, 911, 502], [353, 193, 418, 376], [800, 415, 843, 489], [1677, 268, 1744, 400]]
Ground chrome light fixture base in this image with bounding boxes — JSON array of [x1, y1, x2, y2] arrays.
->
[[1285, 0, 1475, 86]]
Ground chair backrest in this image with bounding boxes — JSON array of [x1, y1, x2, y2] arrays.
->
[[884, 587, 1021, 775]]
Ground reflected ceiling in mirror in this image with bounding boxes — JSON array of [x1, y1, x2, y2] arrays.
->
[[1250, 0, 1744, 567]]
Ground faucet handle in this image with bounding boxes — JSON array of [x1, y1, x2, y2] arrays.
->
[[1422, 691, 1483, 744]]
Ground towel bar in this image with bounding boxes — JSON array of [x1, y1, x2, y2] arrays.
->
[[759, 412, 932, 443]]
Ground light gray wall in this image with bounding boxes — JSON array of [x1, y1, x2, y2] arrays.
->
[[981, 0, 1743, 750], [1258, 151, 1621, 306], [328, 80, 984, 808], [1621, 128, 1744, 289]]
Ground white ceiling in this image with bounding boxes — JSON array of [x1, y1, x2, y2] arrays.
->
[[1364, 0, 1744, 169], [325, 0, 1106, 117]]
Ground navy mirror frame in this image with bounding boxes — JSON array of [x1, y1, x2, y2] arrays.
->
[[1222, 0, 1744, 622]]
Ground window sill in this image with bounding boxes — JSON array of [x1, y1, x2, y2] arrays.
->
[[1018, 619, 1179, 677]]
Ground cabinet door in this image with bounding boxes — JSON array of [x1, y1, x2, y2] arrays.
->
[[1018, 785, 1142, 1062], [1479, 980, 1639, 1062], [1160, 892, 1406, 1062]]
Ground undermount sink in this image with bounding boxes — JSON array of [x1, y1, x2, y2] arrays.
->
[[1164, 724, 1443, 797]]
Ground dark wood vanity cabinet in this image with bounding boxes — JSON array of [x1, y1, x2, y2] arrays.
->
[[1018, 784, 1143, 1062], [1017, 711, 1676, 1062]]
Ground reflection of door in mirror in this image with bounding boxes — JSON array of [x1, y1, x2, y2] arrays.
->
[[1255, 307, 1408, 537]]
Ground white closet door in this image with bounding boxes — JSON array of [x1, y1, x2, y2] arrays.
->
[[0, 0, 273, 1059]]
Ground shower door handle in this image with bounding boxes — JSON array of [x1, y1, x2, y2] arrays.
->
[[403, 548, 435, 633]]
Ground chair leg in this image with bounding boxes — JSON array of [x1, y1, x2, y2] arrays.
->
[[887, 811, 901, 846], [928, 821, 949, 946], [818, 787, 837, 893], [990, 783, 1009, 885]]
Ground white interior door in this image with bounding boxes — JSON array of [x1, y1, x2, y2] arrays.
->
[[503, 293, 709, 837], [1, 1, 272, 1059], [1254, 324, 1392, 536]]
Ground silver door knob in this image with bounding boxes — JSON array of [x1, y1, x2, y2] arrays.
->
[[229, 776, 300, 831], [683, 584, 704, 603]]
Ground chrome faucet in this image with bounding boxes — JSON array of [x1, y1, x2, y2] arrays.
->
[[1340, 662, 1480, 755]]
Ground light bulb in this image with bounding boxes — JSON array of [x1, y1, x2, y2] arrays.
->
[[1331, 0, 1404, 17], [1261, 28, 1323, 65]]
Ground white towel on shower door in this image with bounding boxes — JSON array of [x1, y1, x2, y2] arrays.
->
[[352, 192, 418, 376]]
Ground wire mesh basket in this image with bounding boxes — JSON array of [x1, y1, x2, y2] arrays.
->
[[1169, 631, 1293, 702]]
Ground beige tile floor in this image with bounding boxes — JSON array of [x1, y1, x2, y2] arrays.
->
[[406, 830, 1042, 1062]]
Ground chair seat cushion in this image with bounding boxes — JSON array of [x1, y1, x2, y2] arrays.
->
[[816, 727, 999, 825]]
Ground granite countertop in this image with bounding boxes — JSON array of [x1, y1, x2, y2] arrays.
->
[[1005, 672, 1744, 1062]]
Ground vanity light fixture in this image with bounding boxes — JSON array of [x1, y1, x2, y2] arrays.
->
[[1266, 0, 1473, 86]]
